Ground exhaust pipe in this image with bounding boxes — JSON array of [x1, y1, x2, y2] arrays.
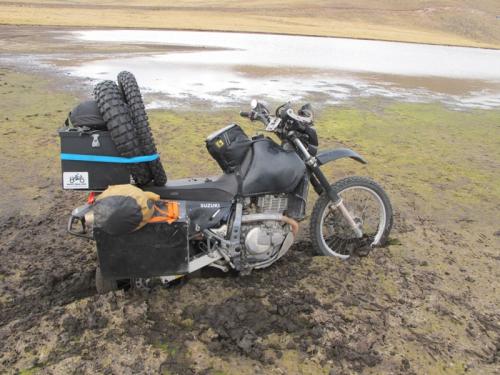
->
[[241, 213, 299, 237]]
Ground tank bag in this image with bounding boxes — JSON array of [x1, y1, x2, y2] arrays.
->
[[206, 124, 253, 174]]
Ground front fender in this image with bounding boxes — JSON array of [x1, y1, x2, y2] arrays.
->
[[316, 148, 367, 165]]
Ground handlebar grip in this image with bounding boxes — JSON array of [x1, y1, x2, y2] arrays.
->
[[240, 111, 250, 118]]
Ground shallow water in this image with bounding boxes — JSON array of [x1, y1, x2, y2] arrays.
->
[[64, 30, 500, 109]]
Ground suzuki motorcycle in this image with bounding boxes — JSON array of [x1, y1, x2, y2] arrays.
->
[[68, 100, 393, 292]]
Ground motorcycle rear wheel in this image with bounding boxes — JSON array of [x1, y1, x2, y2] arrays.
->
[[310, 176, 393, 259]]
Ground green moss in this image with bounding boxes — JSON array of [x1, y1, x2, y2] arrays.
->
[[315, 101, 500, 220], [154, 340, 178, 357], [19, 364, 46, 375], [180, 318, 194, 328], [278, 350, 328, 374], [154, 342, 167, 352], [387, 237, 402, 246]]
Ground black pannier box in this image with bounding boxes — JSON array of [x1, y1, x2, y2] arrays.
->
[[94, 219, 190, 279], [59, 128, 130, 190]]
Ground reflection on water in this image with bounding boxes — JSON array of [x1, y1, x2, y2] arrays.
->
[[65, 30, 500, 109]]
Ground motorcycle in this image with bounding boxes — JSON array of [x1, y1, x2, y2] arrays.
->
[[68, 99, 393, 293]]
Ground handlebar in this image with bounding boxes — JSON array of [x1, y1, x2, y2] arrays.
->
[[240, 109, 269, 125], [240, 100, 313, 132], [286, 108, 313, 126]]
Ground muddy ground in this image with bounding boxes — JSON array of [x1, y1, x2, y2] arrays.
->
[[0, 25, 220, 57], [0, 44, 499, 374], [1, 194, 498, 374]]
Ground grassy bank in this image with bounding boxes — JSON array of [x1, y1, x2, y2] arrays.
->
[[1, 68, 499, 374], [0, 1, 499, 49]]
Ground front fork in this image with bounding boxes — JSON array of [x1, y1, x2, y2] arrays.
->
[[310, 164, 363, 238], [293, 137, 363, 238]]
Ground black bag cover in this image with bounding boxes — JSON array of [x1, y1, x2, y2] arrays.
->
[[92, 184, 159, 235], [206, 124, 252, 173], [67, 100, 107, 130], [93, 195, 143, 236]]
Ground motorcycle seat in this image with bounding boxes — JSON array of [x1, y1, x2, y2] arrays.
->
[[144, 174, 238, 202]]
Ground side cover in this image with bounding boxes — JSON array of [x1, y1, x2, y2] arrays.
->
[[241, 138, 306, 196]]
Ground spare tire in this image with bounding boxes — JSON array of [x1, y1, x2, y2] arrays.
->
[[117, 71, 167, 186], [94, 80, 152, 186]]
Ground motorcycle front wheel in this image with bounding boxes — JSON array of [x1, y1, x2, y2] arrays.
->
[[310, 176, 393, 259]]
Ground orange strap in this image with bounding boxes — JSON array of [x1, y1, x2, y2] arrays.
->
[[148, 200, 180, 224]]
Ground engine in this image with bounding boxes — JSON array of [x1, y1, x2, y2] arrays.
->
[[240, 194, 294, 267]]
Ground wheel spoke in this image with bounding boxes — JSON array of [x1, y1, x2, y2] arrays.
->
[[360, 197, 369, 221], [339, 241, 348, 255], [327, 235, 342, 249]]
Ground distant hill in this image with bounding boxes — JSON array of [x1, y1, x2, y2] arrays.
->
[[0, 0, 499, 48]]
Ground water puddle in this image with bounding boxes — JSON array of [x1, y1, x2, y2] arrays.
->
[[41, 30, 500, 109]]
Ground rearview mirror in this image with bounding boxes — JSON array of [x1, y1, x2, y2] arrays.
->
[[299, 103, 313, 120]]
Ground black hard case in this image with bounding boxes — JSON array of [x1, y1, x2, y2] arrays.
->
[[95, 219, 190, 279], [59, 128, 130, 190]]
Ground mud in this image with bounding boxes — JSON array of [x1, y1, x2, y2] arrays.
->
[[0, 194, 95, 329], [0, 25, 208, 56], [1, 196, 499, 373]]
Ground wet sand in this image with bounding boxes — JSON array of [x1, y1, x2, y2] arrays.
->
[[0, 25, 220, 56]]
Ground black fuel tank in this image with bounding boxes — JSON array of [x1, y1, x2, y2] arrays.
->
[[241, 138, 306, 196]]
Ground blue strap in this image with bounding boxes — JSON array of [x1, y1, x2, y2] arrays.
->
[[61, 153, 159, 164]]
